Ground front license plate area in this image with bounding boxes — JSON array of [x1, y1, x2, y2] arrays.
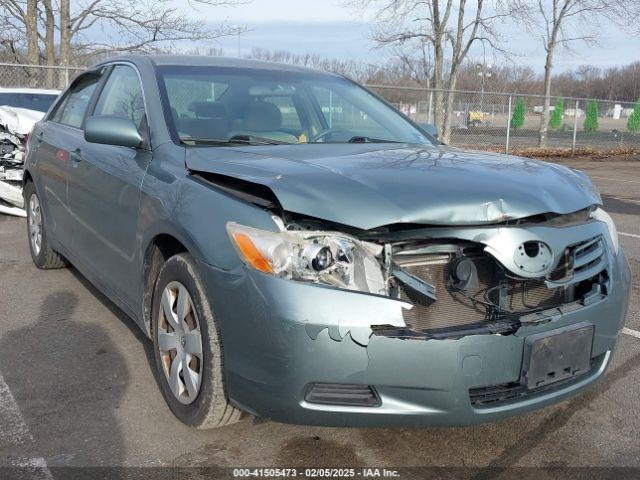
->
[[521, 323, 594, 390]]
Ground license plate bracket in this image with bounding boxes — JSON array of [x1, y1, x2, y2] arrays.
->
[[521, 322, 594, 390]]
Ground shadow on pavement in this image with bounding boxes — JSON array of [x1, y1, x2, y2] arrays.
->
[[0, 290, 128, 467], [67, 268, 161, 394]]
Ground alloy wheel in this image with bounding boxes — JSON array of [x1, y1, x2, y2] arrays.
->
[[28, 193, 42, 256], [157, 281, 203, 405]]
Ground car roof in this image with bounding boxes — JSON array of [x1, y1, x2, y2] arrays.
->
[[0, 86, 61, 95], [96, 54, 340, 77]]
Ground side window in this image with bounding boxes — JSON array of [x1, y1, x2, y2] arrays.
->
[[262, 96, 302, 131], [51, 73, 101, 128], [93, 65, 146, 129]]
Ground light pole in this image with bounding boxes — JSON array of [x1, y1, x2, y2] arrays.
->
[[476, 63, 492, 112], [232, 25, 241, 57]]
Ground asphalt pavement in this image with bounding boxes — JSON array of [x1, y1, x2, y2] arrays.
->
[[0, 159, 638, 476]]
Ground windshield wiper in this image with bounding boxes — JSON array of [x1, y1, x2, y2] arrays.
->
[[228, 134, 293, 145], [180, 135, 293, 146], [347, 136, 401, 143]]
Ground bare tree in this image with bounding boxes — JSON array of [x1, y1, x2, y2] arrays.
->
[[516, 0, 640, 147], [247, 48, 380, 83], [25, 0, 38, 65], [1, 0, 40, 83], [345, 0, 517, 142], [41, 0, 56, 84], [0, 0, 244, 85], [56, 0, 243, 65], [391, 39, 434, 88]]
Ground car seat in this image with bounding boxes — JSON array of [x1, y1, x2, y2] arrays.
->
[[234, 101, 298, 143], [179, 101, 230, 140]]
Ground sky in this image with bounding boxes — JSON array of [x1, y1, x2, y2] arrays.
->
[[177, 0, 639, 72]]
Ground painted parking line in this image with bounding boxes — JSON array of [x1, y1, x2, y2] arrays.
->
[[0, 371, 52, 478], [619, 232, 640, 239], [8, 457, 54, 480], [0, 372, 33, 446], [622, 328, 640, 340]]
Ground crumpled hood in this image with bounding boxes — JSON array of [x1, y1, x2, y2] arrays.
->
[[185, 144, 601, 230], [0, 106, 44, 136]]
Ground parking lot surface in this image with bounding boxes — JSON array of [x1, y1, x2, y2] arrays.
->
[[0, 159, 638, 474]]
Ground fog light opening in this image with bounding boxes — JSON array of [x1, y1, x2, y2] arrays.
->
[[304, 383, 381, 407]]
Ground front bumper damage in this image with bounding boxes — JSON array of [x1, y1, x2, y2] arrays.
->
[[199, 219, 630, 427], [0, 128, 27, 217]]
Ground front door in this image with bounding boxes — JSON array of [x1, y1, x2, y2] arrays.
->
[[66, 64, 151, 310]]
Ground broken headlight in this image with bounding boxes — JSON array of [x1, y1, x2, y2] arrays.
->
[[226, 222, 387, 295], [590, 208, 619, 254]]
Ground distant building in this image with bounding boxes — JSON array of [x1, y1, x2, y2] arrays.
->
[[605, 104, 624, 119], [533, 105, 556, 114], [564, 107, 584, 117]]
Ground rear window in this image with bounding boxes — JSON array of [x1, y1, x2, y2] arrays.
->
[[0, 93, 58, 112]]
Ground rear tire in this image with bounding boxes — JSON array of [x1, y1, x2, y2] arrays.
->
[[24, 181, 67, 269], [151, 253, 241, 428]]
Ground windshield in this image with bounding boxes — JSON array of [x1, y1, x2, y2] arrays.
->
[[157, 65, 434, 146], [0, 92, 58, 112]]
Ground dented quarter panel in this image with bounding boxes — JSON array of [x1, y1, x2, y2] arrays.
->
[[185, 143, 601, 229]]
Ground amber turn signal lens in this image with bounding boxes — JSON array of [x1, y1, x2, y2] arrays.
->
[[232, 233, 273, 273]]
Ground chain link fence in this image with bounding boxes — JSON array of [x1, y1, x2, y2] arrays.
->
[[1, 63, 638, 154], [367, 84, 640, 154], [0, 63, 84, 90]]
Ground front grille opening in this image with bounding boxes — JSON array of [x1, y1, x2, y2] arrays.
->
[[304, 383, 381, 407], [383, 241, 608, 338], [549, 236, 606, 281]]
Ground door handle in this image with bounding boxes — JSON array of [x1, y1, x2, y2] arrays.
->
[[70, 148, 83, 166]]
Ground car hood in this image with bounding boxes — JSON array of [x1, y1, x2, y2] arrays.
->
[[0, 106, 45, 136], [185, 144, 601, 230]]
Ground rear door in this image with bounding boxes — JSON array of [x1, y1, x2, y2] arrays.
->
[[34, 72, 102, 250], [66, 64, 151, 309]]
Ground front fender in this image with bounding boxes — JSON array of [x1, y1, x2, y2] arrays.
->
[[138, 146, 279, 271]]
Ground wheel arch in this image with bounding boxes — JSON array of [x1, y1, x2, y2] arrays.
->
[[22, 169, 33, 187], [22, 169, 33, 202], [142, 233, 190, 338]]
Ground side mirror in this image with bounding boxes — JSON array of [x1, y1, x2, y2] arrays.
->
[[419, 123, 439, 139], [84, 115, 142, 148]]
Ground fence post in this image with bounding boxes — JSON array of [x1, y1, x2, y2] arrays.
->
[[64, 67, 69, 86], [572, 99, 579, 156], [428, 90, 433, 124], [505, 95, 512, 154]]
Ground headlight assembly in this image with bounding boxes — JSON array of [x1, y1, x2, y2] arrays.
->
[[590, 207, 619, 254], [226, 222, 387, 295]]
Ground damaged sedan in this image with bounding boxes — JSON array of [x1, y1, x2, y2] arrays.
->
[[0, 87, 60, 216], [23, 56, 630, 428]]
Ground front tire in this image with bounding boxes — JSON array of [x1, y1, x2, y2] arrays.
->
[[151, 253, 241, 428], [24, 181, 67, 269]]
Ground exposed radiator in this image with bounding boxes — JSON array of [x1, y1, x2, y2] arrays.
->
[[395, 253, 570, 333]]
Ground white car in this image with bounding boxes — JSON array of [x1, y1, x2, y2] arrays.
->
[[0, 87, 61, 134], [0, 87, 61, 216]]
